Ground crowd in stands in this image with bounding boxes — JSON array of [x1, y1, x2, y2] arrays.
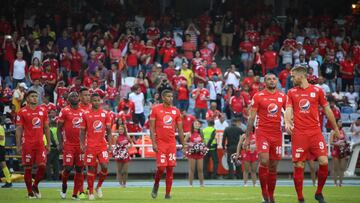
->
[[0, 0, 360, 151]]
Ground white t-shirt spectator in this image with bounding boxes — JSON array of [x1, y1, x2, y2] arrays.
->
[[13, 59, 27, 80], [280, 50, 293, 65], [224, 71, 240, 87], [345, 92, 359, 109], [350, 121, 360, 145], [316, 83, 331, 94], [129, 92, 144, 114], [309, 59, 319, 77], [214, 119, 229, 131], [207, 80, 223, 100]]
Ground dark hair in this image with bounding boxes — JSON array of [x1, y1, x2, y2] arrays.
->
[[207, 120, 214, 126], [91, 93, 100, 98], [191, 119, 202, 134], [232, 117, 241, 123], [79, 87, 89, 94], [25, 90, 38, 99], [161, 89, 173, 98]]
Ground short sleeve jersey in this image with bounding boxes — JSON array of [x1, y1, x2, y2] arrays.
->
[[251, 89, 286, 133], [16, 106, 49, 146], [80, 108, 111, 147], [150, 104, 182, 144], [286, 85, 329, 132], [58, 106, 84, 146]]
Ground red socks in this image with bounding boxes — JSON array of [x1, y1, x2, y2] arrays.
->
[[154, 167, 165, 187], [78, 172, 84, 193], [165, 167, 174, 196], [268, 171, 277, 201], [24, 167, 33, 194], [258, 165, 269, 200], [34, 165, 46, 187], [87, 171, 96, 195], [73, 172, 83, 195], [62, 170, 69, 186], [293, 167, 304, 201], [316, 164, 328, 195], [97, 168, 108, 188]]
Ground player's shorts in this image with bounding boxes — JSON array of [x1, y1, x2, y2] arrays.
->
[[156, 143, 177, 167], [22, 145, 47, 166], [242, 150, 258, 162], [85, 146, 109, 166], [0, 146, 5, 162], [63, 145, 84, 167], [255, 131, 282, 160], [292, 130, 327, 162], [306, 151, 317, 161]]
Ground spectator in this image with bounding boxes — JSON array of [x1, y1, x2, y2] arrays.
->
[[176, 79, 190, 111], [279, 44, 295, 70], [203, 120, 218, 179], [159, 41, 177, 67], [70, 47, 82, 77], [28, 79, 45, 105], [229, 89, 246, 119], [11, 82, 27, 112], [106, 63, 122, 90], [221, 11, 235, 60], [11, 51, 27, 89], [129, 85, 145, 126], [28, 57, 43, 84], [106, 80, 118, 112], [344, 85, 358, 110], [192, 81, 210, 120], [316, 76, 331, 95], [308, 52, 320, 77], [207, 73, 223, 111], [340, 55, 355, 91], [224, 64, 241, 88], [182, 34, 196, 61], [262, 45, 278, 74], [185, 22, 200, 50], [214, 113, 229, 131], [320, 55, 339, 92], [126, 42, 139, 77], [110, 42, 122, 63], [239, 35, 254, 72], [180, 63, 194, 88], [206, 102, 221, 122], [87, 51, 99, 75], [56, 30, 72, 53], [208, 62, 223, 78], [350, 117, 360, 146]]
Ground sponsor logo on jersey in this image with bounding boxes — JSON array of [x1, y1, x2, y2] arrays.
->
[[310, 92, 315, 98], [72, 117, 82, 128], [32, 117, 41, 128], [163, 115, 173, 125], [93, 120, 103, 131], [299, 99, 310, 111], [267, 103, 278, 115]]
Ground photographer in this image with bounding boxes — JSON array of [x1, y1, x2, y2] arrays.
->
[[156, 77, 173, 96]]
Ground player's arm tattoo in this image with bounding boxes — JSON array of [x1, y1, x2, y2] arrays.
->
[[177, 121, 185, 146], [246, 109, 257, 138], [15, 125, 23, 147]]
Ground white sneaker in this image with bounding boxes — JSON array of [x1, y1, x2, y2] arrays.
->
[[60, 191, 66, 199], [244, 183, 248, 187], [96, 187, 103, 198], [88, 194, 95, 200], [222, 56, 227, 60]]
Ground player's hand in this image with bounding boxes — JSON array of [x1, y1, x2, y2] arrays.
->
[[152, 142, 158, 153], [285, 122, 294, 135], [16, 145, 22, 154]]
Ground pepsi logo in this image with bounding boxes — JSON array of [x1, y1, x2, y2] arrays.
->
[[267, 103, 278, 115], [72, 117, 81, 128], [163, 115, 173, 125], [32, 117, 41, 128], [299, 99, 310, 111], [93, 120, 103, 131]]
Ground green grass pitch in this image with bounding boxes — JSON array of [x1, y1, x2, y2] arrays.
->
[[1, 186, 360, 203]]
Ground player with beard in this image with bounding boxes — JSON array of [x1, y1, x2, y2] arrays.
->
[[79, 88, 91, 111], [150, 90, 185, 199], [58, 92, 86, 200], [285, 66, 340, 203], [244, 73, 286, 203], [80, 93, 112, 200], [16, 90, 51, 199]]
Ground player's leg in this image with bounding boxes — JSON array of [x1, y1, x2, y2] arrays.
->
[[85, 149, 97, 199], [256, 134, 271, 201], [268, 160, 279, 203], [197, 158, 204, 187], [332, 157, 339, 186], [339, 158, 347, 186], [74, 166, 85, 199], [96, 149, 110, 199], [243, 161, 249, 186], [165, 166, 174, 199], [32, 148, 47, 199], [60, 165, 73, 198], [188, 158, 196, 186], [121, 162, 129, 187], [250, 160, 257, 186], [292, 133, 309, 203], [22, 147, 35, 198], [152, 146, 167, 199], [307, 160, 316, 186], [293, 161, 305, 202]]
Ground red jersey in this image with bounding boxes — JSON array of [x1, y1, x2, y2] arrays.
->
[[208, 67, 222, 78], [182, 114, 196, 133], [164, 67, 176, 80], [142, 47, 156, 65], [229, 96, 246, 113], [326, 106, 341, 129], [16, 106, 49, 146], [286, 85, 329, 132], [194, 65, 207, 84], [206, 109, 221, 121], [117, 100, 135, 113], [279, 69, 290, 88], [58, 106, 84, 146], [283, 38, 297, 47], [80, 108, 111, 148], [106, 86, 118, 100], [159, 47, 176, 64], [71, 52, 82, 73], [352, 45, 360, 64], [340, 60, 355, 79], [146, 27, 160, 39], [177, 85, 189, 100], [317, 37, 332, 56], [28, 66, 43, 81], [251, 89, 286, 133], [79, 103, 92, 111], [149, 104, 182, 144], [192, 88, 210, 109], [263, 51, 278, 69], [118, 110, 133, 124], [239, 41, 253, 53], [41, 102, 56, 112], [200, 48, 212, 64]]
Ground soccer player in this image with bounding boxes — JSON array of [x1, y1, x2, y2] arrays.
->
[[58, 92, 86, 200], [285, 66, 340, 203], [244, 73, 286, 203], [80, 93, 112, 200], [150, 89, 185, 199], [79, 87, 91, 110], [0, 117, 12, 188], [16, 90, 51, 198]]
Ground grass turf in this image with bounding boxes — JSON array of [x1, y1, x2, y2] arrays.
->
[[1, 186, 360, 203]]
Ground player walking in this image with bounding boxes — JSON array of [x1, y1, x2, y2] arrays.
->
[[80, 93, 113, 200], [16, 90, 51, 199], [150, 89, 185, 199], [58, 92, 86, 200], [285, 66, 340, 203], [244, 73, 286, 203]]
